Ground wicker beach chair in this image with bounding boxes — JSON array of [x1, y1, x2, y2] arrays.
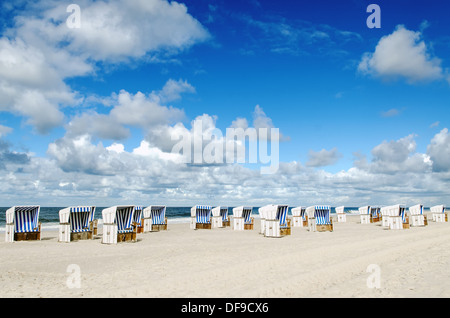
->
[[58, 206, 97, 242], [5, 206, 41, 242], [142, 205, 167, 232], [102, 205, 137, 244], [232, 206, 254, 230], [260, 204, 290, 237], [190, 205, 212, 229], [306, 205, 333, 232]]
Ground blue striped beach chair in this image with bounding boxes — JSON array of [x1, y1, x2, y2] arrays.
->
[[102, 205, 137, 244], [384, 204, 408, 229], [291, 206, 307, 227], [58, 206, 96, 242], [409, 204, 427, 226], [306, 205, 333, 232], [431, 205, 447, 222], [261, 204, 290, 237], [5, 206, 41, 242], [142, 205, 167, 232], [211, 206, 228, 228], [232, 206, 254, 230], [190, 205, 212, 229]]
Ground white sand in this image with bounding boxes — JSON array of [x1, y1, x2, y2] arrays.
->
[[1, 214, 450, 298]]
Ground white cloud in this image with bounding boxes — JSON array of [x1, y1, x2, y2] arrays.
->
[[306, 147, 342, 167], [0, 0, 209, 133], [358, 25, 445, 83], [0, 125, 12, 137], [427, 128, 450, 172]]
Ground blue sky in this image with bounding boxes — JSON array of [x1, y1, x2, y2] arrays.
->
[[0, 0, 450, 207]]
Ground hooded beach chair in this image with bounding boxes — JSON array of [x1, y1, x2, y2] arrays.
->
[[409, 204, 427, 227], [142, 205, 167, 232], [258, 205, 269, 234], [431, 205, 447, 222], [305, 205, 333, 232], [190, 205, 212, 229], [5, 206, 41, 242], [232, 206, 254, 230], [211, 206, 228, 228], [335, 206, 346, 222], [383, 204, 409, 230], [291, 206, 307, 227], [102, 205, 137, 244], [260, 204, 290, 237], [58, 206, 96, 242]]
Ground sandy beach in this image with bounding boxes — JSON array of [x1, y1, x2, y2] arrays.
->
[[1, 214, 450, 298]]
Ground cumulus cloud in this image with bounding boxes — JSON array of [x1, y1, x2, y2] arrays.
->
[[369, 134, 432, 174], [358, 25, 445, 84], [427, 128, 450, 172], [306, 148, 342, 167], [0, 0, 209, 133]]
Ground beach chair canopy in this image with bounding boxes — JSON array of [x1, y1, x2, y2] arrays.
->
[[59, 206, 96, 233], [260, 204, 289, 227], [6, 206, 40, 233], [143, 205, 166, 225], [233, 206, 253, 224], [132, 206, 144, 226], [191, 205, 212, 224], [306, 205, 331, 225], [335, 206, 345, 214], [212, 206, 228, 221], [430, 205, 445, 214], [291, 206, 306, 219], [102, 205, 135, 233], [408, 204, 424, 216]]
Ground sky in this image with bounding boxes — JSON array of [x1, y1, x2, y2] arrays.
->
[[0, 0, 450, 207]]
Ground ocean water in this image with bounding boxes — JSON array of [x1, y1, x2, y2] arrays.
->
[[0, 206, 357, 232]]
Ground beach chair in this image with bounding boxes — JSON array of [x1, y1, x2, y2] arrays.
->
[[383, 204, 409, 230], [335, 206, 346, 222], [431, 205, 447, 222], [5, 206, 41, 242], [305, 205, 333, 232], [261, 204, 290, 237], [232, 206, 254, 230], [58, 206, 96, 242], [409, 204, 427, 227], [102, 205, 137, 244], [211, 206, 228, 228], [258, 205, 269, 234], [190, 205, 212, 229], [142, 205, 167, 232], [291, 206, 307, 227]]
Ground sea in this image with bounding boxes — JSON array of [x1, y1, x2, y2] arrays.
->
[[0, 206, 359, 232]]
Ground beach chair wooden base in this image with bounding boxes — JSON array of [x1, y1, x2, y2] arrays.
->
[[280, 227, 291, 236], [14, 231, 41, 241], [70, 231, 93, 241], [223, 220, 230, 227], [370, 216, 381, 223], [244, 223, 254, 230], [13, 222, 41, 241], [424, 216, 428, 225], [316, 224, 333, 232], [152, 223, 168, 231], [117, 232, 137, 242], [403, 223, 410, 229], [196, 223, 212, 230]]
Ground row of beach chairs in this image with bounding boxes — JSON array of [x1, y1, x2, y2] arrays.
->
[[4, 203, 447, 243], [5, 205, 167, 244]]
